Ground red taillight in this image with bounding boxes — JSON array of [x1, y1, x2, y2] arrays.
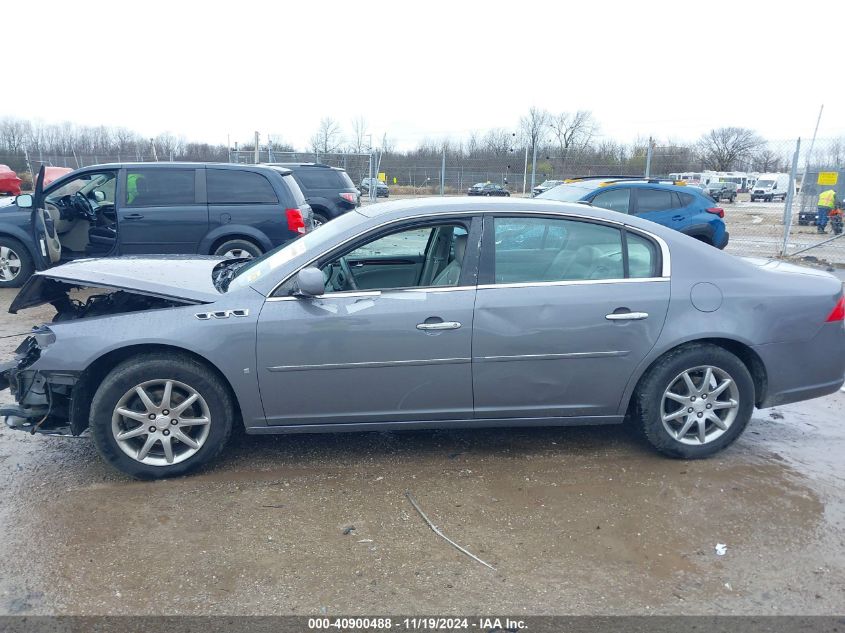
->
[[286, 208, 306, 234], [826, 296, 845, 322], [706, 207, 725, 218], [340, 192, 357, 204]]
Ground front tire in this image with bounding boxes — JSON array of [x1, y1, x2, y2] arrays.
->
[[633, 343, 754, 459], [90, 353, 234, 478]]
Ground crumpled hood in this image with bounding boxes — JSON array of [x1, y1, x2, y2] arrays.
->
[[10, 255, 225, 312]]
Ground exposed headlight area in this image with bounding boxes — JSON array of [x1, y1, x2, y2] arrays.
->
[[1, 325, 80, 437]]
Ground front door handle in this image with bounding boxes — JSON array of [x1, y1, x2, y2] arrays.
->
[[606, 311, 649, 321], [416, 321, 462, 331], [123, 213, 144, 220], [672, 214, 684, 221]]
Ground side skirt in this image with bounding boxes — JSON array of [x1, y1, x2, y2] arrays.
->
[[245, 415, 624, 435]]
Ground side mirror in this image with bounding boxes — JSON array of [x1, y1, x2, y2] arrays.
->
[[94, 190, 106, 202], [292, 267, 325, 297], [15, 194, 33, 209]]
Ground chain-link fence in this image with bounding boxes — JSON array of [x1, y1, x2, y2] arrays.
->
[[3, 139, 844, 265]]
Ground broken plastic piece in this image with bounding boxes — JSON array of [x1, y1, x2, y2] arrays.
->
[[715, 543, 727, 556]]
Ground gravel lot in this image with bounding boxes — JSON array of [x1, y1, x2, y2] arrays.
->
[[0, 287, 844, 616]]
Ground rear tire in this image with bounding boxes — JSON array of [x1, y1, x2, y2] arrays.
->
[[213, 238, 263, 260], [0, 237, 34, 288], [90, 353, 234, 479], [632, 343, 755, 459], [312, 212, 329, 227]]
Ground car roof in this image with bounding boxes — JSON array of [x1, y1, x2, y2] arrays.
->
[[266, 162, 345, 172], [66, 162, 292, 175], [562, 179, 701, 194]]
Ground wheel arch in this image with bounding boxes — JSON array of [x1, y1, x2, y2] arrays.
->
[[70, 343, 244, 435], [623, 337, 769, 418], [0, 226, 39, 260]]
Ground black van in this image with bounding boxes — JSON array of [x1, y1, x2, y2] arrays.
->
[[0, 163, 312, 287]]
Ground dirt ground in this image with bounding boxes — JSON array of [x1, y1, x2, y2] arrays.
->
[[0, 287, 844, 616]]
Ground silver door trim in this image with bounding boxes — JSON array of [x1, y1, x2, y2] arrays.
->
[[266, 286, 476, 302], [267, 357, 471, 372], [475, 351, 629, 363], [268, 211, 671, 297], [477, 277, 668, 291]]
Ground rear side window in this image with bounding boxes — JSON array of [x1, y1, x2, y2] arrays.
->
[[207, 170, 278, 204], [678, 192, 694, 206], [296, 169, 347, 189], [490, 217, 660, 283], [635, 188, 677, 213], [126, 169, 196, 206], [591, 187, 631, 213]]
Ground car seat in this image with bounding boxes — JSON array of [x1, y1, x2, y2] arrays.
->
[[431, 234, 468, 286]]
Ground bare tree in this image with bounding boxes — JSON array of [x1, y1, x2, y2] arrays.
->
[[752, 147, 784, 172], [519, 107, 550, 154], [549, 110, 597, 173], [697, 127, 765, 171], [350, 116, 368, 153], [482, 128, 516, 156], [310, 117, 343, 155]]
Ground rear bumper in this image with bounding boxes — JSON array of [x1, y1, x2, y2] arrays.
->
[[715, 231, 730, 249], [754, 322, 845, 408]]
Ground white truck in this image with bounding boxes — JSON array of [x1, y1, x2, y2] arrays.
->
[[750, 173, 791, 202]]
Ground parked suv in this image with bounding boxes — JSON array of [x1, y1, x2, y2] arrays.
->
[[359, 178, 389, 197], [702, 182, 738, 202], [532, 179, 564, 197], [266, 162, 358, 226], [539, 177, 729, 248], [0, 162, 312, 287]]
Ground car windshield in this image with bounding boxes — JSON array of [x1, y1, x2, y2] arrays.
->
[[472, 183, 485, 188], [536, 183, 593, 202], [226, 210, 366, 292], [539, 180, 559, 187], [757, 180, 774, 188]]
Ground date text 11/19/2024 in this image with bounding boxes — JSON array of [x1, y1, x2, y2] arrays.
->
[[307, 617, 527, 630]]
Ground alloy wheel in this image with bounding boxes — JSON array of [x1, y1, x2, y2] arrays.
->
[[660, 365, 739, 445], [112, 379, 212, 466], [222, 248, 253, 260], [0, 245, 22, 281]]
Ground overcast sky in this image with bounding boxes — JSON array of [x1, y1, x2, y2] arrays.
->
[[7, 0, 844, 150]]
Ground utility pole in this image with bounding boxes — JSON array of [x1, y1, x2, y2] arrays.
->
[[150, 139, 157, 162], [530, 142, 538, 195], [802, 105, 824, 190], [440, 146, 446, 196], [254, 131, 260, 164], [644, 136, 653, 178], [522, 146, 528, 195], [782, 137, 801, 256]]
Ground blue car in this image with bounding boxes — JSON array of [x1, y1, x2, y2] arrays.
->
[[538, 178, 729, 249]]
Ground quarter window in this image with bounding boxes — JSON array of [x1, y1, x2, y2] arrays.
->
[[126, 169, 196, 206], [207, 170, 278, 204]]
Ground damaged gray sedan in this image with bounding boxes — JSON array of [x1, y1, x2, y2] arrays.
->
[[2, 197, 844, 478]]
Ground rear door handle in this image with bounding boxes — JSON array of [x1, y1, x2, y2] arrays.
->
[[672, 214, 684, 221], [416, 321, 462, 331], [124, 213, 144, 220], [606, 311, 649, 321]]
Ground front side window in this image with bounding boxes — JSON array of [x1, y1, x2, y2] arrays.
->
[[207, 170, 278, 204], [590, 187, 631, 214], [490, 217, 659, 284], [48, 172, 116, 204], [126, 169, 196, 206], [320, 223, 469, 293]]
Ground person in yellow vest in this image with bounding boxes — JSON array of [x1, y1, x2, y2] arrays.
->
[[816, 188, 837, 233]]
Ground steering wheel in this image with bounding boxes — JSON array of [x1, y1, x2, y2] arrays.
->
[[338, 256, 359, 290], [73, 191, 97, 222]]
